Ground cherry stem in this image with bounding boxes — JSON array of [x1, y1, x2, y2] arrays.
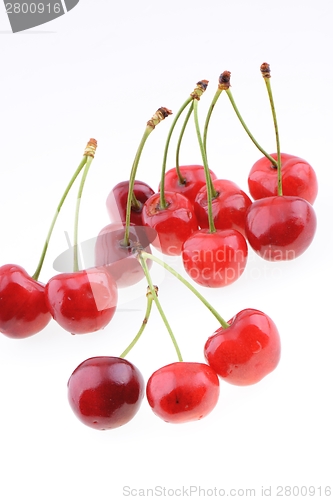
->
[[159, 98, 193, 207], [260, 62, 283, 195], [140, 251, 230, 329], [119, 287, 154, 358], [203, 71, 233, 154], [123, 127, 154, 244], [31, 139, 96, 281], [203, 87, 223, 155], [175, 102, 194, 182], [139, 254, 183, 362], [123, 107, 172, 246], [211, 70, 278, 169], [193, 98, 217, 234], [73, 139, 97, 272], [159, 80, 209, 209], [225, 88, 278, 168]]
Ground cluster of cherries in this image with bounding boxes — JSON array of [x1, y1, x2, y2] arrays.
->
[[0, 64, 318, 430]]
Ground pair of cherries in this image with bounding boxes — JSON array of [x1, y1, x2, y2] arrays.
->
[[246, 152, 317, 260], [0, 139, 119, 340], [0, 263, 118, 339]]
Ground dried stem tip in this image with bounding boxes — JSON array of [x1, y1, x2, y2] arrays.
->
[[260, 62, 271, 78], [190, 80, 209, 100], [84, 138, 97, 158], [146, 285, 159, 297], [147, 107, 172, 128], [218, 71, 231, 90]]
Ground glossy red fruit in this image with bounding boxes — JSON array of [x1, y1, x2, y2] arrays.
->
[[204, 309, 281, 386], [68, 356, 145, 430], [182, 229, 248, 287], [248, 153, 318, 204], [194, 179, 252, 236], [146, 362, 220, 423], [142, 191, 199, 256], [0, 264, 52, 339], [244, 195, 317, 261], [45, 267, 118, 334], [94, 223, 155, 288], [106, 180, 155, 225], [161, 165, 217, 205]]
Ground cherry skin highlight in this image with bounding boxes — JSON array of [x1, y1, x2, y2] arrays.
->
[[244, 195, 317, 261], [248, 153, 318, 204], [204, 309, 281, 386], [94, 223, 155, 288], [0, 264, 52, 339], [45, 267, 118, 334], [194, 179, 252, 237], [142, 191, 199, 256], [146, 362, 220, 423], [68, 356, 145, 430], [106, 180, 155, 225], [181, 229, 248, 288], [161, 165, 217, 205]]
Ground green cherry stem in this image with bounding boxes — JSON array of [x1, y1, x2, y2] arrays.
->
[[193, 98, 217, 234], [139, 254, 183, 362], [160, 99, 193, 205], [119, 286, 154, 359], [159, 80, 209, 210], [123, 107, 172, 246], [31, 139, 96, 281], [203, 71, 229, 154], [175, 101, 194, 182], [216, 71, 278, 169], [73, 139, 97, 272], [260, 62, 283, 196], [140, 251, 230, 329]]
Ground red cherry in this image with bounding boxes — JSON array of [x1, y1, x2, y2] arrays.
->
[[146, 362, 220, 423], [0, 264, 52, 339], [248, 153, 318, 204], [45, 267, 118, 334], [204, 309, 281, 386], [142, 191, 199, 256], [245, 195, 317, 261], [106, 180, 155, 225], [194, 179, 252, 236], [161, 165, 217, 205], [181, 228, 248, 287], [94, 223, 155, 288], [68, 356, 145, 430]]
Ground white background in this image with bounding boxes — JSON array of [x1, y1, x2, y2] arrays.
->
[[1, 1, 332, 499]]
